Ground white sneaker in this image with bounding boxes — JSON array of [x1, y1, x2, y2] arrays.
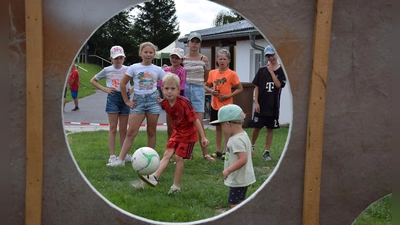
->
[[106, 158, 125, 167], [138, 174, 158, 187], [108, 156, 117, 163], [124, 154, 132, 162], [168, 184, 181, 194]]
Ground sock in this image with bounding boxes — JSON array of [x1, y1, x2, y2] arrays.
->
[[110, 155, 116, 158]]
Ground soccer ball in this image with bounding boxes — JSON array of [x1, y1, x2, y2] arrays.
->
[[131, 147, 160, 175]]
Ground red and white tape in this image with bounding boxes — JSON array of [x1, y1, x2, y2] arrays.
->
[[64, 122, 167, 127]]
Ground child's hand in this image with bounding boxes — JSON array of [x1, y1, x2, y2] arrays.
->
[[157, 96, 164, 103], [222, 169, 230, 179], [201, 138, 210, 147], [125, 100, 137, 108], [211, 90, 219, 96], [267, 64, 274, 74], [128, 87, 134, 95], [218, 94, 229, 102], [104, 87, 115, 94], [254, 102, 260, 113]]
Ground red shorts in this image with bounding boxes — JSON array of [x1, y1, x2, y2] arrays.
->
[[166, 140, 195, 159]]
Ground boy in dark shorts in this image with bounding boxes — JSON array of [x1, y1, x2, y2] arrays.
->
[[210, 104, 256, 208], [251, 45, 287, 161], [139, 72, 210, 194]]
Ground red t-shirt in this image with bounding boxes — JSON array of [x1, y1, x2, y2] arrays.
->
[[68, 68, 80, 91], [161, 96, 198, 142]]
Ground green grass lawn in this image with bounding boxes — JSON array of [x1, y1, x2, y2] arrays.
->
[[68, 127, 288, 222], [64, 63, 105, 102]]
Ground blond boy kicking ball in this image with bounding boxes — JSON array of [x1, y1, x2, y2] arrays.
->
[[210, 104, 256, 208], [139, 72, 210, 194]]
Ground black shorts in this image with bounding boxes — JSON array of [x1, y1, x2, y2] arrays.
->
[[210, 107, 219, 126], [228, 186, 249, 205], [251, 113, 280, 129]]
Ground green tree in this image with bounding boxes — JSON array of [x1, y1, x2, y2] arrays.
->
[[131, 0, 180, 51], [213, 9, 244, 26], [86, 8, 138, 65]]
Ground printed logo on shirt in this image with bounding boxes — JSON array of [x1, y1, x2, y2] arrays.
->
[[266, 82, 274, 92], [138, 71, 156, 90], [214, 77, 227, 91]]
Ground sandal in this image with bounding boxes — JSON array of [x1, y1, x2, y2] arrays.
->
[[221, 152, 226, 161], [204, 154, 215, 162]]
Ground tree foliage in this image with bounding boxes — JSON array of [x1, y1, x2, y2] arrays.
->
[[86, 0, 180, 65], [132, 0, 180, 52], [86, 9, 137, 64], [213, 9, 244, 26]]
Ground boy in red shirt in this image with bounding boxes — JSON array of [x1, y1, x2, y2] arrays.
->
[[139, 72, 210, 194], [68, 64, 80, 111]]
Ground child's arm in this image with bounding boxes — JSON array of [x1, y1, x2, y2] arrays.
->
[[193, 119, 210, 147], [90, 77, 115, 94], [222, 152, 247, 179], [219, 82, 243, 102], [120, 75, 135, 108]]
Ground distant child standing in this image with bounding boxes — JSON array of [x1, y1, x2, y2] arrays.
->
[[139, 72, 210, 194], [90, 45, 134, 164], [107, 42, 166, 167], [183, 32, 214, 162], [251, 45, 287, 161], [204, 49, 243, 160], [158, 48, 187, 139], [210, 104, 256, 208], [68, 64, 80, 111]]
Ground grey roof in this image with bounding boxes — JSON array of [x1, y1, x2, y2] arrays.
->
[[178, 20, 261, 43]]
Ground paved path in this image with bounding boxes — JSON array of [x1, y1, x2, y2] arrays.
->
[[63, 90, 213, 132]]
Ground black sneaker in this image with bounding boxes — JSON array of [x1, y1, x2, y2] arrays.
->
[[221, 152, 226, 161], [71, 107, 79, 111], [211, 151, 222, 159], [263, 150, 271, 161]]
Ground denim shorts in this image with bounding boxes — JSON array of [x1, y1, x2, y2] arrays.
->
[[105, 91, 130, 115], [185, 83, 205, 113], [131, 91, 161, 114]]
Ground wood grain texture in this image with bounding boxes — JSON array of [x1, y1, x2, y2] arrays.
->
[[25, 0, 44, 224]]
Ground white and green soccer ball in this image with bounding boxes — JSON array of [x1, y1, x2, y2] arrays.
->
[[132, 147, 160, 175]]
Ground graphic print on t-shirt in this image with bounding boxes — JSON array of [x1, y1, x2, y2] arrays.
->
[[214, 77, 227, 91], [138, 71, 156, 90]]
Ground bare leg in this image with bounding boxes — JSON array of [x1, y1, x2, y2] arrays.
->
[[196, 112, 208, 157], [173, 155, 184, 186], [145, 113, 160, 148], [265, 128, 274, 151], [251, 127, 261, 155], [73, 98, 78, 108], [154, 148, 175, 179], [107, 113, 119, 156], [216, 124, 222, 153], [118, 114, 129, 148], [118, 114, 145, 160], [251, 128, 261, 146]]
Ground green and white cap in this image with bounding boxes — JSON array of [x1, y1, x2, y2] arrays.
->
[[210, 104, 245, 124]]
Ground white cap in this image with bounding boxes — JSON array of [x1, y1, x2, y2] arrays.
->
[[169, 48, 184, 58], [110, 46, 125, 59]]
